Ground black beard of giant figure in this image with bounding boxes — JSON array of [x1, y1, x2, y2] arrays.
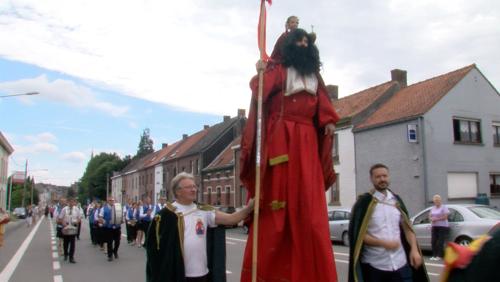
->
[[282, 32, 321, 76]]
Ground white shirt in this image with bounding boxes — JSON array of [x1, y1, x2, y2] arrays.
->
[[284, 67, 318, 97], [173, 201, 216, 278], [139, 204, 155, 220], [361, 190, 407, 271], [58, 206, 82, 226]]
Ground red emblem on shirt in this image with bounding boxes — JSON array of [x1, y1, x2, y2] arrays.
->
[[195, 218, 204, 235]]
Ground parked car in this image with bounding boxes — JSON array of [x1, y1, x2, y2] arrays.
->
[[328, 207, 351, 246], [411, 204, 500, 251], [13, 207, 27, 219]]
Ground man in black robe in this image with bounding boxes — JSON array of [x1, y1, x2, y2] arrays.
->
[[146, 172, 253, 282], [348, 164, 429, 282]]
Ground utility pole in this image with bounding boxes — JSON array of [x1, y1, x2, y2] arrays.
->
[[7, 175, 13, 213], [21, 159, 28, 207], [30, 176, 35, 205]]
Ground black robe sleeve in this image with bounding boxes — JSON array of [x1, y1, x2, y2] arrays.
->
[[146, 208, 185, 282], [206, 226, 227, 282]]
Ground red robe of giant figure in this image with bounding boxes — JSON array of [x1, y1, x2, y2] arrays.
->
[[240, 28, 339, 282]]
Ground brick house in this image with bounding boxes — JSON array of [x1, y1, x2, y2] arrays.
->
[[111, 109, 247, 205], [202, 136, 245, 207], [162, 110, 246, 204]]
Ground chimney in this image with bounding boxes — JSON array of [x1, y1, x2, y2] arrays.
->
[[223, 115, 230, 122], [391, 69, 407, 87], [237, 108, 246, 118], [162, 143, 168, 149], [326, 85, 339, 100], [182, 134, 188, 140], [204, 125, 210, 130]]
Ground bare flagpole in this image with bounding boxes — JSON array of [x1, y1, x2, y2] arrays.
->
[[252, 1, 267, 281]]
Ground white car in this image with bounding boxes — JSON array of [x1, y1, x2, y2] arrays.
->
[[411, 204, 500, 251], [328, 207, 351, 246]]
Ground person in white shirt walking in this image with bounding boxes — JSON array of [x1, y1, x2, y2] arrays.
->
[[58, 198, 82, 263], [348, 164, 428, 282]]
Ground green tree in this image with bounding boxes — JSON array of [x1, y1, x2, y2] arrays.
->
[[78, 152, 129, 202], [136, 128, 154, 159], [6, 176, 38, 209]]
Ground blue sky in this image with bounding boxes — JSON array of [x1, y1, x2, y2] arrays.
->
[[1, 0, 499, 185], [0, 58, 222, 185]]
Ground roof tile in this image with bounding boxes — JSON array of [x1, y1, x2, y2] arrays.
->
[[356, 64, 475, 130]]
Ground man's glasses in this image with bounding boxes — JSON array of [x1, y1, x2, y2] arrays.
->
[[180, 184, 197, 190]]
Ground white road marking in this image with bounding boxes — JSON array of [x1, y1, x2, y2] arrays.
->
[[226, 241, 237, 245], [54, 274, 63, 282], [425, 262, 444, 267], [0, 216, 45, 281], [52, 252, 58, 259], [226, 270, 233, 274], [335, 259, 349, 264], [226, 237, 247, 243], [53, 261, 60, 270], [52, 245, 58, 251]]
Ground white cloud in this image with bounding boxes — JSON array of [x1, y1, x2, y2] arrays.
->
[[14, 142, 58, 154], [62, 151, 87, 163], [0, 75, 129, 117], [25, 132, 57, 143], [0, 0, 498, 112]]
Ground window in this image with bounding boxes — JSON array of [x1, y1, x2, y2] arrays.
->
[[491, 174, 500, 195], [332, 133, 339, 163], [453, 118, 482, 144], [447, 209, 464, 222], [216, 187, 222, 205], [413, 210, 430, 225], [239, 185, 246, 207], [332, 211, 347, 221], [225, 186, 231, 206], [329, 173, 340, 205], [447, 172, 478, 198], [207, 187, 212, 204], [493, 122, 500, 146]]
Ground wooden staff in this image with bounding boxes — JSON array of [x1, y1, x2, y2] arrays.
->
[[252, 1, 267, 281]]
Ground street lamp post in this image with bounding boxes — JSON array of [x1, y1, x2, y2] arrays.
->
[[0, 91, 39, 98]]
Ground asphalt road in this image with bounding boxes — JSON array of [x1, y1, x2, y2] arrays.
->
[[0, 217, 445, 282]]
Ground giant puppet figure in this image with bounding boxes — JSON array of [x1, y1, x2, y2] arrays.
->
[[240, 28, 339, 282]]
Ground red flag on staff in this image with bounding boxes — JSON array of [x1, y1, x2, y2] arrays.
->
[[257, 0, 272, 61]]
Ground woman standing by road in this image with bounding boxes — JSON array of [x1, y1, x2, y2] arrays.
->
[[429, 194, 450, 261]]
